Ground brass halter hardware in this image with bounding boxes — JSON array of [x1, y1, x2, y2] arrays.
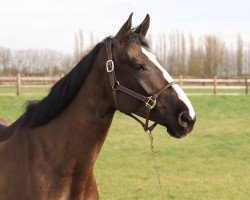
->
[[106, 60, 114, 72], [145, 96, 157, 110]]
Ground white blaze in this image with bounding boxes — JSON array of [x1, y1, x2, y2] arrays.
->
[[141, 47, 195, 119]]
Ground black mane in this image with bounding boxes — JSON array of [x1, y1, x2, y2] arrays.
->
[[23, 32, 148, 128], [23, 41, 104, 128]]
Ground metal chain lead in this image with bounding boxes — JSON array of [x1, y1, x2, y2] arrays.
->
[[148, 132, 166, 200]]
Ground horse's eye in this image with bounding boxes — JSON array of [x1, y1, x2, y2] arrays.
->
[[134, 64, 145, 71]]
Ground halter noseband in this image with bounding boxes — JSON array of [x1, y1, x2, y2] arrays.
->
[[105, 38, 178, 133]]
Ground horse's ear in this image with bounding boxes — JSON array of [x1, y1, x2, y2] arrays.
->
[[114, 13, 133, 43], [134, 14, 150, 37]]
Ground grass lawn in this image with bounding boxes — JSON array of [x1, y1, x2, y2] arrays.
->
[[0, 95, 249, 199], [0, 86, 49, 96]]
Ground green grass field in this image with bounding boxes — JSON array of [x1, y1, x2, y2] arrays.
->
[[0, 95, 249, 199], [0, 86, 49, 96]]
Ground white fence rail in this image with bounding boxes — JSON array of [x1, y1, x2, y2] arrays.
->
[[0, 74, 249, 96]]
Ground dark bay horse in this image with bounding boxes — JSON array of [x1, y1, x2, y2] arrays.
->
[[0, 13, 196, 199]]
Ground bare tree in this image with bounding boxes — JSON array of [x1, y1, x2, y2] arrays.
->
[[78, 29, 84, 58], [74, 33, 79, 63], [147, 32, 152, 48], [0, 47, 11, 74], [176, 30, 181, 74], [89, 32, 95, 49], [167, 31, 177, 74], [248, 46, 250, 74], [181, 32, 186, 75], [187, 34, 196, 76], [202, 35, 225, 76], [162, 33, 167, 67], [236, 34, 243, 76]]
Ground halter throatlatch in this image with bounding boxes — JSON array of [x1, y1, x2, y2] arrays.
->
[[105, 38, 178, 133]]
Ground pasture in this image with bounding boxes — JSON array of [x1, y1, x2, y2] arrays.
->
[[0, 94, 249, 199]]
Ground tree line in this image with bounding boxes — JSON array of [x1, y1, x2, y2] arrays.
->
[[0, 48, 73, 76], [150, 31, 250, 77], [0, 30, 249, 77]]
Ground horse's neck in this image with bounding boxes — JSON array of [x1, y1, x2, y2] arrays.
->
[[24, 57, 115, 185]]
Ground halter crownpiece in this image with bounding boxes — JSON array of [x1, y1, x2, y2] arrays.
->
[[105, 38, 178, 133]]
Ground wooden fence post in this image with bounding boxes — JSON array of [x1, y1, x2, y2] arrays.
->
[[246, 77, 248, 94], [213, 76, 217, 95], [16, 73, 21, 96], [179, 74, 183, 88], [202, 76, 206, 86]]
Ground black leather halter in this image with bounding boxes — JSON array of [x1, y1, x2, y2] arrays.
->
[[105, 38, 178, 133]]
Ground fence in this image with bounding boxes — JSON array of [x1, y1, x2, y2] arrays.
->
[[0, 74, 249, 96]]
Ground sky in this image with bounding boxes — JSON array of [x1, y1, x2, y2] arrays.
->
[[0, 0, 250, 54]]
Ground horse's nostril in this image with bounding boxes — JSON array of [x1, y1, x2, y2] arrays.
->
[[178, 112, 191, 128]]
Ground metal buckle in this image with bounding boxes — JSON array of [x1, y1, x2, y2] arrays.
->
[[112, 81, 120, 90], [106, 60, 114, 72], [145, 96, 156, 109]]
